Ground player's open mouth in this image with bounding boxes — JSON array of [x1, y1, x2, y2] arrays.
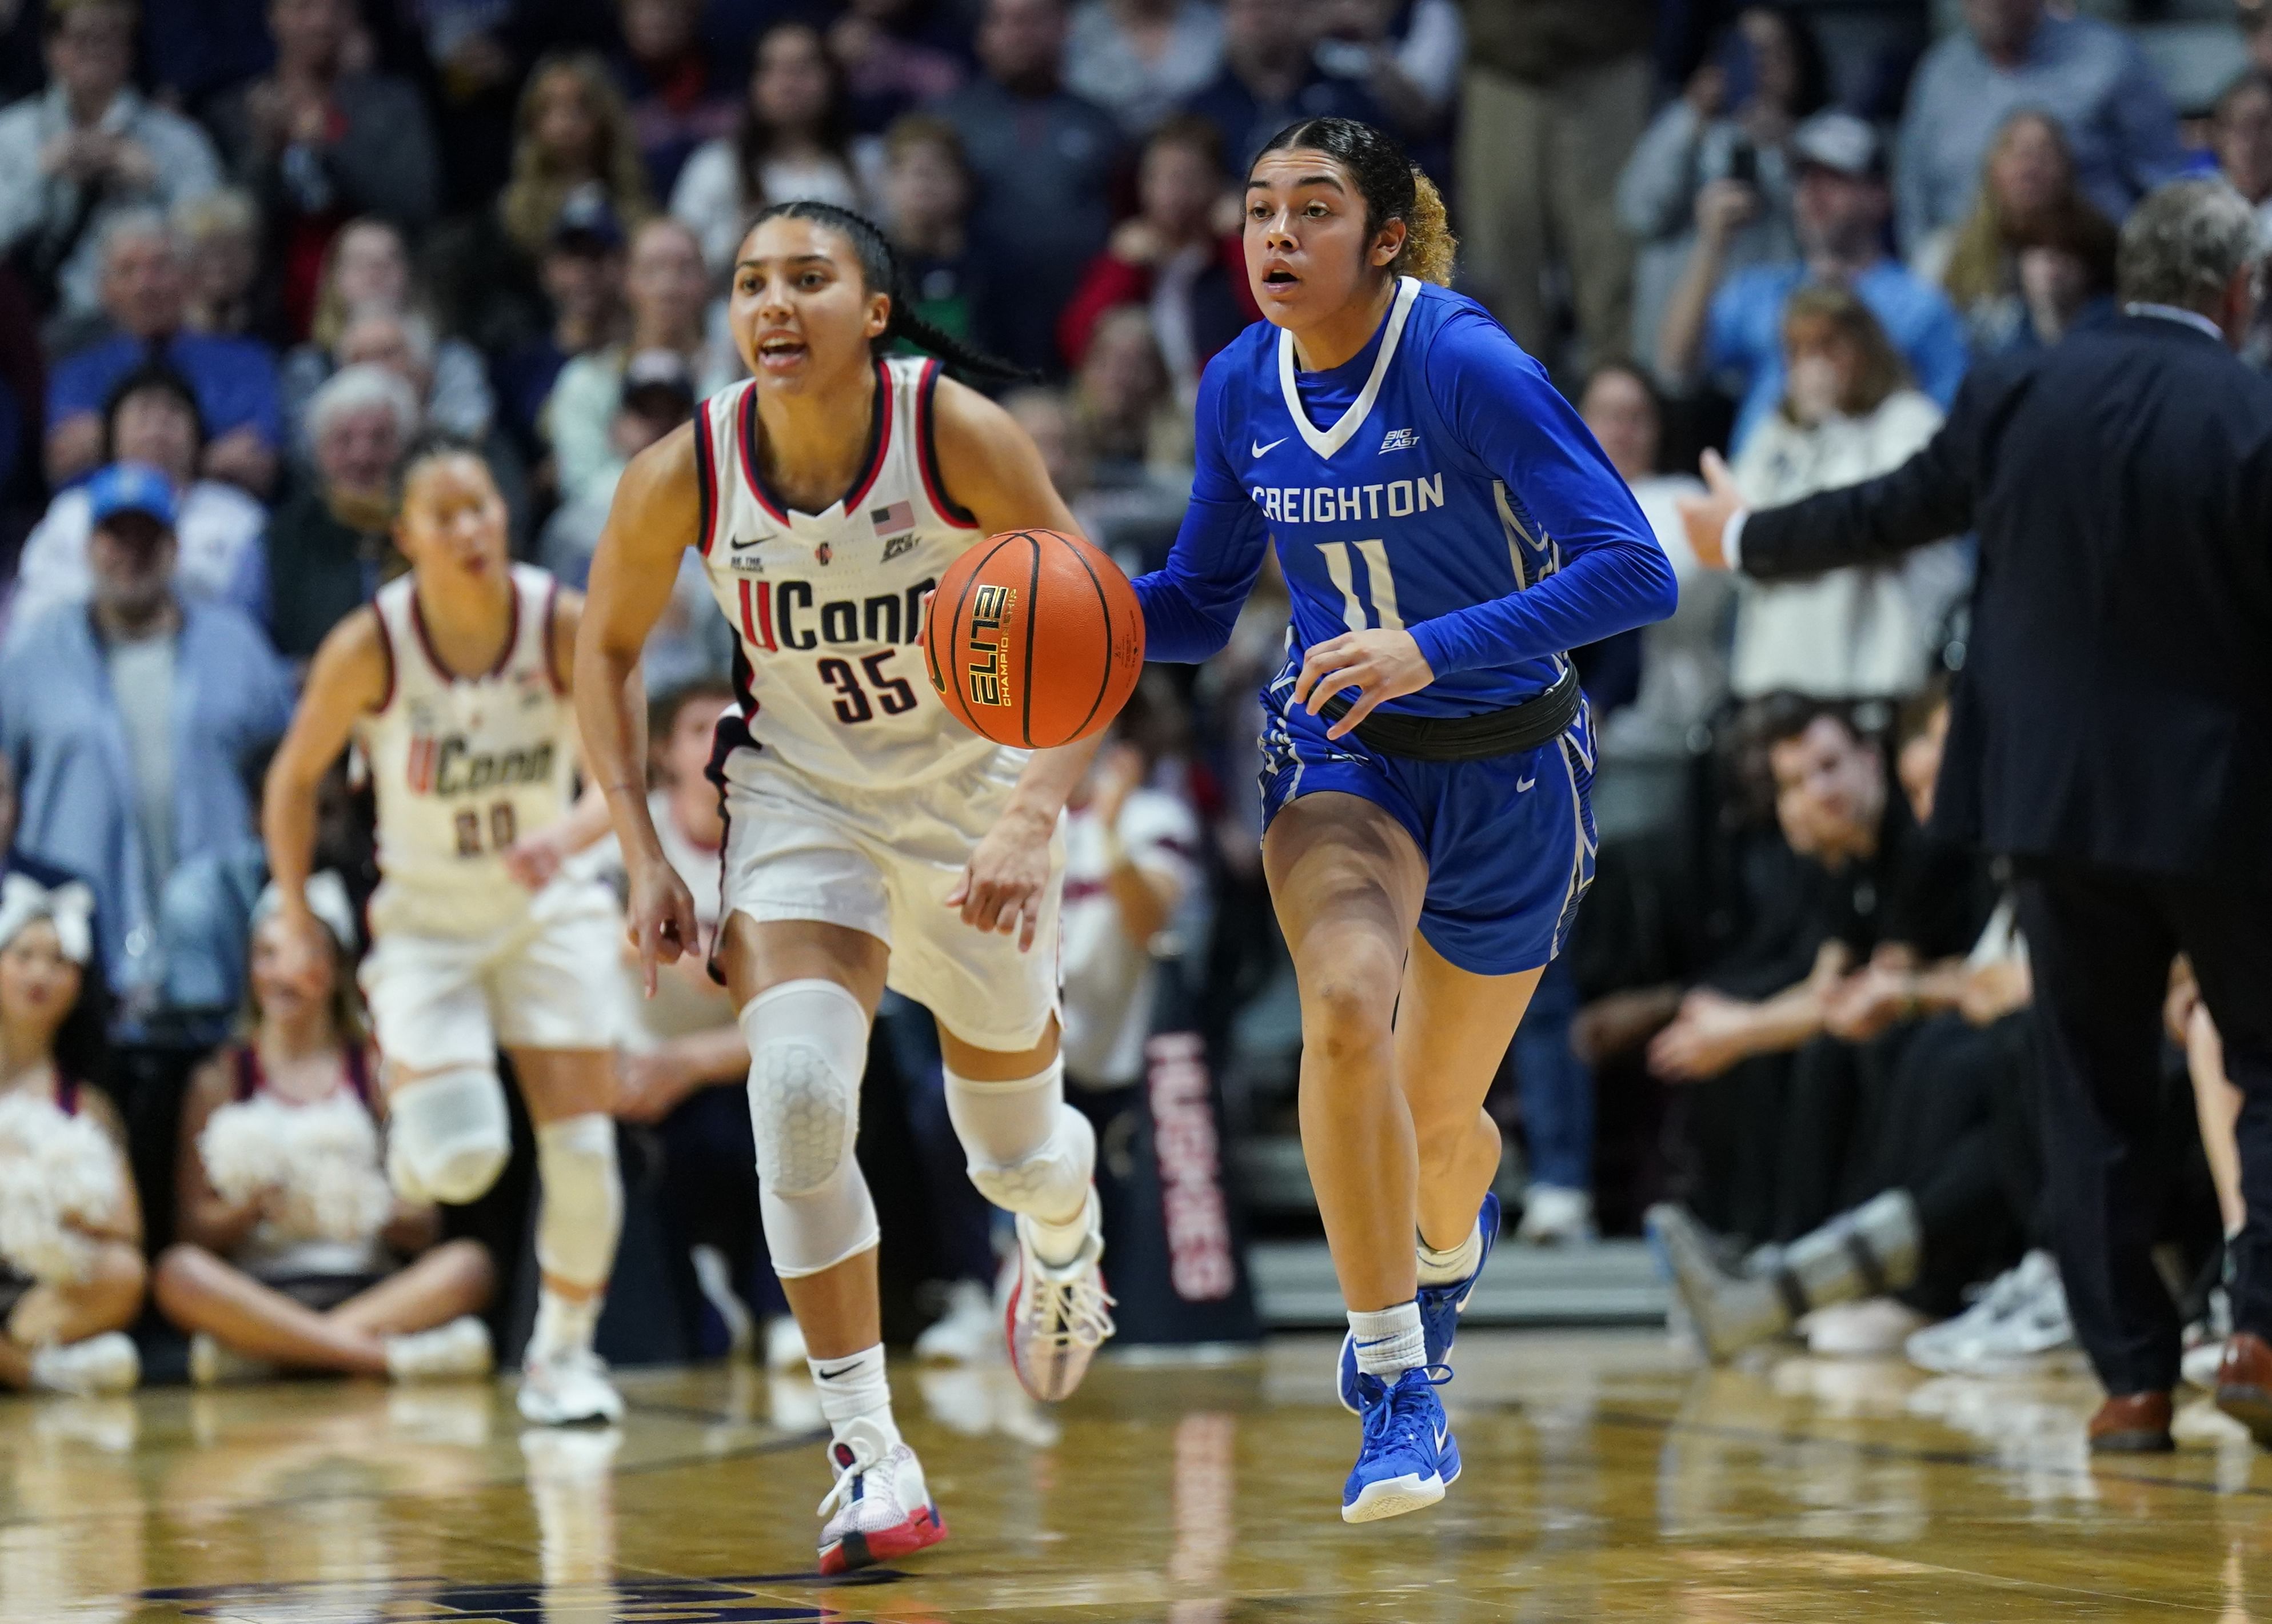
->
[[757, 335, 808, 370], [1262, 268, 1299, 289]]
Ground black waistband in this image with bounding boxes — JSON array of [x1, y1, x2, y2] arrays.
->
[[1317, 667, 1583, 763]]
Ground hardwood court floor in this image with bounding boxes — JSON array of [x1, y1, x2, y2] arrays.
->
[[6, 1329, 2269, 1622]]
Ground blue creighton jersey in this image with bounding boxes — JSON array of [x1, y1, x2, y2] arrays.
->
[[1133, 276, 1676, 715]]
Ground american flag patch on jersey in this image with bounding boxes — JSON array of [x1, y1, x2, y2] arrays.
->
[[869, 500, 915, 537]]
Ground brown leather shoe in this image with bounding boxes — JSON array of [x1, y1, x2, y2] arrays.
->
[[2087, 1390, 2174, 1453], [2216, 1331, 2272, 1447]]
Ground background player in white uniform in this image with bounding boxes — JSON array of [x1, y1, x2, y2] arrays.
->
[[263, 443, 627, 1425], [575, 201, 1112, 1575]]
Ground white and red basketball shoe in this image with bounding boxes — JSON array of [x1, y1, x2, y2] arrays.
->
[[815, 1415, 948, 1575], [1001, 1195, 1116, 1403]]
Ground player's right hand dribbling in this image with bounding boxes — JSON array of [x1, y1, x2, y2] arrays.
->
[[624, 856, 701, 999]]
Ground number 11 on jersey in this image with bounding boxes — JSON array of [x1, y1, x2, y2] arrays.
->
[[1317, 540, 1404, 633]]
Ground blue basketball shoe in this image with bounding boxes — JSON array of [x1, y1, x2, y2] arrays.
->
[[1337, 1192, 1500, 1413], [1342, 1365, 1459, 1523]]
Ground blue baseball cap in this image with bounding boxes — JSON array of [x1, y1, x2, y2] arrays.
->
[[86, 462, 177, 532]]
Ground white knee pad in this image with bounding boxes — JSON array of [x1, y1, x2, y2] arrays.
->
[[385, 1067, 510, 1206], [534, 1114, 624, 1291], [742, 980, 879, 1277], [945, 1056, 1095, 1225]]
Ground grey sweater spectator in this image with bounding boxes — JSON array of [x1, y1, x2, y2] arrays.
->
[[0, 1, 220, 320], [1065, 0, 1225, 137], [935, 0, 1123, 378], [0, 464, 293, 1003], [207, 0, 441, 237], [1894, 0, 2183, 257]]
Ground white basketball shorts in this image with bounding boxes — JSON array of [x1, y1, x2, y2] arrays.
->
[[713, 740, 1063, 1055], [360, 876, 624, 1072]]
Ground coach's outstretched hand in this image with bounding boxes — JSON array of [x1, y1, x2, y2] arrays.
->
[[1676, 449, 1746, 571], [1293, 627, 1434, 739], [624, 852, 702, 998]]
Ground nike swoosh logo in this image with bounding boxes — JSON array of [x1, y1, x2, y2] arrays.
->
[[1434, 1423, 1450, 1451], [815, 1362, 861, 1382], [1252, 436, 1287, 458], [1516, 774, 1536, 792], [1353, 1336, 1396, 1349], [729, 534, 767, 550]]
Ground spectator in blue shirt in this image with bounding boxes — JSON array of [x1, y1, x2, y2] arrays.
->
[[45, 213, 282, 498], [1894, 0, 2183, 257], [1181, 0, 1384, 174], [1658, 111, 1967, 454]]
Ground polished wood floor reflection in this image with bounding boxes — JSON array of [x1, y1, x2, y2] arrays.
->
[[6, 1330, 2269, 1621]]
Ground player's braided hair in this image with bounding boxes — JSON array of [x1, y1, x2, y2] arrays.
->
[[740, 199, 1033, 385], [1256, 117, 1457, 288]]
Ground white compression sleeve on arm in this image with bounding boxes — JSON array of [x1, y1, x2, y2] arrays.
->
[[534, 1114, 624, 1290], [741, 979, 880, 1278]]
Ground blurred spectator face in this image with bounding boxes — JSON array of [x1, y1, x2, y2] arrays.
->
[[979, 0, 1068, 94], [628, 220, 709, 339], [1780, 312, 1858, 426], [183, 215, 259, 322], [269, 0, 350, 71], [1578, 368, 1659, 486], [331, 221, 412, 314], [1768, 714, 1883, 863], [1960, 0, 2043, 61], [395, 452, 510, 583], [46, 2, 134, 110], [2219, 80, 2272, 205], [1005, 388, 1090, 498], [529, 64, 605, 171], [886, 135, 971, 240], [337, 312, 436, 403], [753, 25, 833, 133], [1141, 137, 1221, 241], [1079, 310, 1169, 426], [89, 512, 179, 628], [542, 242, 625, 333], [657, 692, 724, 787], [1897, 698, 1951, 825], [620, 0, 700, 61], [248, 911, 336, 1026], [1987, 113, 2068, 224], [1224, 0, 1308, 73], [1793, 165, 1886, 261], [0, 918, 82, 1043], [1740, 8, 1802, 113], [2017, 244, 2091, 334], [315, 402, 404, 501], [102, 228, 189, 340], [109, 385, 200, 486]]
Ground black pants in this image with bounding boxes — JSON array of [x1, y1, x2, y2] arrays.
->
[[2015, 857, 2272, 1394]]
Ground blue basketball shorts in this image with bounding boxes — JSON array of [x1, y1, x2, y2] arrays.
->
[[1256, 678, 1599, 977]]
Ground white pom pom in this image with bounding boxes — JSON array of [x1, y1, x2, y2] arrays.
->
[[201, 1090, 392, 1244], [0, 1091, 122, 1283]]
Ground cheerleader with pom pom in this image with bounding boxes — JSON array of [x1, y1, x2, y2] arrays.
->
[[153, 876, 497, 1384], [0, 876, 145, 1395]]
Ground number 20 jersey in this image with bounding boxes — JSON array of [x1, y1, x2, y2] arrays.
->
[[693, 356, 1013, 791], [358, 564, 582, 937]]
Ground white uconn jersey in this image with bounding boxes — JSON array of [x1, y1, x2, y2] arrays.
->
[[360, 565, 580, 935], [695, 356, 1015, 789]]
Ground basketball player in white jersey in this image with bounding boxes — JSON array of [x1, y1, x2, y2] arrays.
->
[[576, 201, 1114, 1573], [263, 443, 627, 1426]]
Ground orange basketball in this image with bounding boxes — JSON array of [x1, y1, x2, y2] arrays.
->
[[923, 528, 1145, 748]]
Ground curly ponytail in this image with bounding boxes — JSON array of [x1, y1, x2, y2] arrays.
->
[[738, 199, 1034, 386], [1256, 117, 1457, 288]]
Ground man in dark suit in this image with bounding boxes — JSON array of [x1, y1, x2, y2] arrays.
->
[[1670, 178, 2272, 1453]]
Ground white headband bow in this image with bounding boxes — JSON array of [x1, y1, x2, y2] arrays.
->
[[0, 873, 95, 964], [252, 871, 360, 954]]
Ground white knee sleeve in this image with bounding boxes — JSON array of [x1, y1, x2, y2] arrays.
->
[[534, 1114, 623, 1291], [945, 1056, 1094, 1225], [385, 1067, 510, 1206], [742, 980, 879, 1278]]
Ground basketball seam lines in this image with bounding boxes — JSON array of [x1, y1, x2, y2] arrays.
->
[[1061, 536, 1114, 745], [1022, 532, 1040, 748]]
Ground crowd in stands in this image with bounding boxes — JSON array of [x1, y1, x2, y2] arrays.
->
[[0, 0, 2255, 1391]]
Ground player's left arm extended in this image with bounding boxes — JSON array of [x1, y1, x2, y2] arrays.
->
[[932, 376, 1104, 947]]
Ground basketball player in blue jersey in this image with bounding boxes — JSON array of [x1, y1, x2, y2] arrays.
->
[[1132, 118, 1678, 1523]]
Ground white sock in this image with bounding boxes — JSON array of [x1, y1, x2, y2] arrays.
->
[[808, 1343, 902, 1451], [1027, 1186, 1097, 1269], [1417, 1220, 1483, 1287], [1347, 1302, 1425, 1379], [528, 1287, 601, 1362]]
